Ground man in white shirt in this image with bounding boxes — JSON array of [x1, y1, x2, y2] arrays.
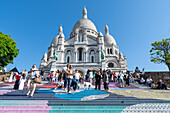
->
[[72, 69, 80, 91], [27, 64, 39, 97], [146, 76, 153, 87], [74, 69, 80, 82]]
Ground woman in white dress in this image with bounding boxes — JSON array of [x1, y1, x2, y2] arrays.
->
[[19, 74, 26, 90], [8, 71, 14, 82], [89, 70, 93, 84]]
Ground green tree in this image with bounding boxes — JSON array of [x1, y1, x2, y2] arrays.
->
[[150, 38, 170, 71], [0, 32, 19, 68]]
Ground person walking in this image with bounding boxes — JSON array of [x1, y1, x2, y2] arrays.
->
[[118, 71, 124, 88], [124, 72, 130, 87], [95, 71, 102, 90], [26, 64, 39, 97], [113, 72, 116, 82], [103, 70, 109, 90], [19, 74, 26, 90], [13, 72, 20, 90], [55, 70, 59, 83], [73, 69, 80, 91], [89, 70, 93, 84], [49, 72, 53, 84], [66, 64, 73, 93], [62, 67, 67, 91], [8, 71, 14, 83]]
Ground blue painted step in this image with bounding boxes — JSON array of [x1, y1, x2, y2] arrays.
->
[[49, 109, 123, 113], [51, 106, 127, 110]]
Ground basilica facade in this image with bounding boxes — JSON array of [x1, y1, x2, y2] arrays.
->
[[39, 7, 127, 78]]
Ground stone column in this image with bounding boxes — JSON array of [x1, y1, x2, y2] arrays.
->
[[51, 47, 54, 57], [83, 32, 87, 42], [86, 52, 88, 62], [84, 52, 86, 62], [99, 49, 101, 63], [75, 51, 78, 63]]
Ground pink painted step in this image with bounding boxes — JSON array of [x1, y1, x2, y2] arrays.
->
[[0, 90, 14, 95], [101, 82, 119, 89], [0, 110, 50, 113], [0, 106, 52, 110], [0, 106, 52, 113]]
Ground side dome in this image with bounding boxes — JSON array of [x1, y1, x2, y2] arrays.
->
[[72, 18, 97, 32], [51, 25, 64, 46], [104, 24, 117, 46], [104, 34, 117, 45], [51, 35, 59, 46]]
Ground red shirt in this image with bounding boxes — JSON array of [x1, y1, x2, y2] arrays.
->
[[15, 75, 21, 80], [113, 73, 116, 77]]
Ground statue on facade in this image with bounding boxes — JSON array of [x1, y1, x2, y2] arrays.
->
[[53, 49, 58, 61], [101, 49, 105, 60]]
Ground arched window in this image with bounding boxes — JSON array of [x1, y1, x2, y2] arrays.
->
[[66, 50, 71, 55], [90, 50, 95, 54], [107, 49, 110, 54], [65, 50, 71, 63], [108, 63, 114, 67], [91, 56, 94, 62], [67, 57, 70, 63], [90, 50, 95, 62], [110, 49, 112, 54], [78, 48, 83, 61]]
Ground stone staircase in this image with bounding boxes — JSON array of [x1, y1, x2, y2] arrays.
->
[[0, 82, 170, 113]]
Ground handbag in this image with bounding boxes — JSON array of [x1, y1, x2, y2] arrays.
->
[[33, 78, 41, 84]]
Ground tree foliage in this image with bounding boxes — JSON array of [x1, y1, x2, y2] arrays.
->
[[0, 32, 19, 68], [150, 38, 170, 71]]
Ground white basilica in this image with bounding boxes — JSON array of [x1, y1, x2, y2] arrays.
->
[[39, 7, 127, 77]]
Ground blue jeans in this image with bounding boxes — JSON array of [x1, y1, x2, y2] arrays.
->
[[129, 77, 132, 83], [55, 77, 58, 82], [73, 79, 79, 90], [75, 79, 79, 83], [67, 78, 72, 92], [64, 79, 67, 88]]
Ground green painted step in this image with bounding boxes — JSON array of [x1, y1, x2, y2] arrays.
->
[[52, 106, 127, 110], [49, 110, 123, 113], [48, 104, 133, 106]]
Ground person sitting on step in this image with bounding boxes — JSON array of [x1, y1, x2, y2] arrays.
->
[[157, 79, 167, 90], [56, 79, 64, 89], [146, 76, 153, 87]]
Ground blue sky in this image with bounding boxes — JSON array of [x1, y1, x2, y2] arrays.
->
[[0, 0, 170, 72]]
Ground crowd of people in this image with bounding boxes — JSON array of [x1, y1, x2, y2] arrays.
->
[[46, 67, 133, 91], [7, 65, 168, 97], [8, 64, 40, 97]]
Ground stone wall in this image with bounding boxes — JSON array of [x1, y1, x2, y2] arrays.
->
[[144, 72, 170, 87], [0, 72, 10, 82]]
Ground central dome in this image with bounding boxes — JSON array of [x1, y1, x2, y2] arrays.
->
[[72, 7, 97, 33], [72, 18, 97, 32]]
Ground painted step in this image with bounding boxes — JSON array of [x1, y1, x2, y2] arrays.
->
[[0, 110, 49, 113], [48, 103, 134, 106], [0, 106, 52, 110], [0, 100, 48, 106], [51, 106, 127, 110], [49, 109, 123, 113], [48, 100, 170, 104]]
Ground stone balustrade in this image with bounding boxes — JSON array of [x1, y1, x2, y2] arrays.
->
[[144, 71, 170, 87], [0, 72, 10, 82]]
